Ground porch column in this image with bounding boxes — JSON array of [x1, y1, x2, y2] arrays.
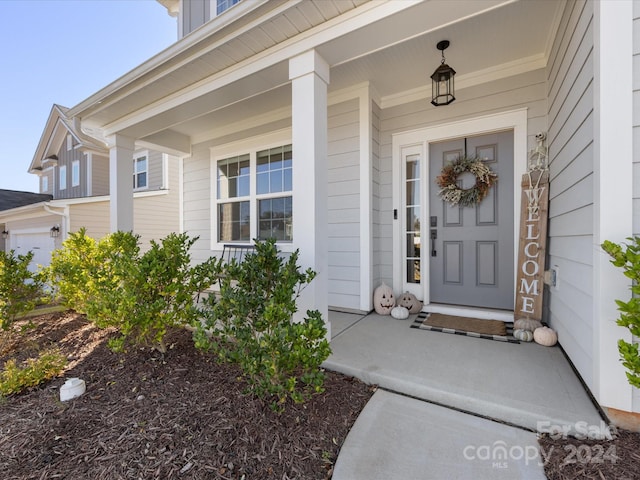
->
[[107, 134, 135, 233], [289, 50, 330, 337], [593, 0, 633, 412]]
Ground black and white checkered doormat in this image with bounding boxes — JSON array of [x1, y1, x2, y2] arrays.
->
[[410, 312, 520, 344]]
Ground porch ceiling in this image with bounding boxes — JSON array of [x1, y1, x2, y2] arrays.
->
[[75, 0, 563, 149]]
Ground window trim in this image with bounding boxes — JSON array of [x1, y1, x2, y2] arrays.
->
[[41, 175, 48, 193], [59, 165, 67, 190], [133, 151, 149, 191], [71, 160, 80, 187], [210, 129, 294, 252], [212, 0, 241, 16]]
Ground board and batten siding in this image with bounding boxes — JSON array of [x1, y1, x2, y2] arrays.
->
[[54, 136, 87, 199], [378, 69, 547, 290], [91, 154, 110, 197], [328, 99, 361, 311], [545, 0, 595, 389], [631, 0, 640, 412]]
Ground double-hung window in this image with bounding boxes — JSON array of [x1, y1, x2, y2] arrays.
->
[[133, 154, 148, 190], [216, 144, 292, 244], [71, 160, 80, 187], [59, 165, 67, 190]]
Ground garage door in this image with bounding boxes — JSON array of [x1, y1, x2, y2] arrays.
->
[[12, 233, 55, 272]]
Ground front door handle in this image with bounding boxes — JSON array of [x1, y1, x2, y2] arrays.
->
[[430, 229, 437, 257]]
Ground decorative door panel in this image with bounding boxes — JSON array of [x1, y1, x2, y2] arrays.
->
[[428, 131, 514, 309]]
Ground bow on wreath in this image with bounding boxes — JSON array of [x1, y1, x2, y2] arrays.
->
[[436, 156, 498, 207]]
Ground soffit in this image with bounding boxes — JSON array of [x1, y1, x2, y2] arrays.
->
[[73, 0, 367, 127], [151, 0, 562, 142]]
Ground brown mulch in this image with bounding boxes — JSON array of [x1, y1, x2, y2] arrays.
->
[[0, 312, 374, 480], [539, 428, 640, 480]]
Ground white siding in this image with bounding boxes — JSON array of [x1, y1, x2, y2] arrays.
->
[[632, 0, 640, 412], [328, 99, 361, 310], [546, 0, 595, 388]]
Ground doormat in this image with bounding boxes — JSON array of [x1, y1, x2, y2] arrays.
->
[[411, 312, 519, 343]]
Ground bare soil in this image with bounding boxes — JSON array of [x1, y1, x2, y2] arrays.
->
[[0, 311, 373, 480]]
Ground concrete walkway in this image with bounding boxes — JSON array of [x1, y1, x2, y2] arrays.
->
[[333, 389, 546, 479], [324, 311, 608, 479]]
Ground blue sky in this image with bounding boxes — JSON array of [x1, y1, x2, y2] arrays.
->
[[0, 0, 177, 192]]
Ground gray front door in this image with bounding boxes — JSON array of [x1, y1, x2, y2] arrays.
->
[[428, 131, 514, 309]]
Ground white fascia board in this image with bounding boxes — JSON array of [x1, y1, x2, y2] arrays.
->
[[0, 202, 51, 222], [100, 0, 426, 136]]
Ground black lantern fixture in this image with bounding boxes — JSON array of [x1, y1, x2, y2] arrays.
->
[[1, 230, 8, 239], [50, 225, 60, 238], [431, 40, 456, 106]]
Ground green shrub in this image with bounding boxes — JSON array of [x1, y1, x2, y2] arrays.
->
[[602, 237, 640, 388], [0, 250, 44, 330], [48, 229, 221, 353], [0, 348, 67, 396], [194, 239, 331, 409]]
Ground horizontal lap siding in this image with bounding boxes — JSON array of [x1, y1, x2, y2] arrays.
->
[[133, 156, 180, 251], [379, 70, 547, 290], [183, 142, 213, 264], [328, 99, 360, 310], [633, 0, 640, 412], [546, 0, 595, 387], [69, 201, 109, 239], [372, 101, 382, 291]]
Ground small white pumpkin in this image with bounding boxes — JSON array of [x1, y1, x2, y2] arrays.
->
[[373, 283, 395, 315], [534, 326, 558, 347], [390, 306, 410, 320], [397, 292, 423, 314], [514, 329, 534, 342], [514, 318, 543, 332]]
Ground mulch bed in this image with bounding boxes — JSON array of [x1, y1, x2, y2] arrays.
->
[[539, 429, 640, 480], [0, 311, 374, 479]]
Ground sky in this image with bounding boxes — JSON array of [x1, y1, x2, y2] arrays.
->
[[0, 0, 178, 192]]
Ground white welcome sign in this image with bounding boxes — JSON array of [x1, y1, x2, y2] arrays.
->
[[515, 170, 549, 321]]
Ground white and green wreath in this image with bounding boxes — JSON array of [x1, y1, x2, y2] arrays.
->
[[436, 156, 498, 207]]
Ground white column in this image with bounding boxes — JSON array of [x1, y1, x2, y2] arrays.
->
[[593, 0, 633, 411], [289, 50, 330, 337], [107, 134, 135, 233]]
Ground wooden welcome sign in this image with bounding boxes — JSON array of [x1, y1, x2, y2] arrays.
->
[[514, 170, 549, 321]]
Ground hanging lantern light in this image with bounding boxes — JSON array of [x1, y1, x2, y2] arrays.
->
[[431, 40, 456, 106]]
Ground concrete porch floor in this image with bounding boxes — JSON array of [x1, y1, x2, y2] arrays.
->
[[324, 310, 605, 434]]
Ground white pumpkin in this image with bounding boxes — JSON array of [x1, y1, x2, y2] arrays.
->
[[534, 326, 558, 347], [514, 329, 534, 342], [514, 318, 543, 332], [390, 306, 410, 320], [373, 283, 396, 315], [397, 292, 423, 314]]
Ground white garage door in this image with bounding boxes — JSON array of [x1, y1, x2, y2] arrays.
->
[[12, 233, 55, 272]]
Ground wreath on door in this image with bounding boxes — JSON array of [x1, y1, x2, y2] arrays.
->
[[436, 156, 497, 207]]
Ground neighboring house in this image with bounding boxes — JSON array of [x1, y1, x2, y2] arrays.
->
[[0, 190, 53, 265], [62, 0, 639, 424], [0, 104, 181, 267]]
